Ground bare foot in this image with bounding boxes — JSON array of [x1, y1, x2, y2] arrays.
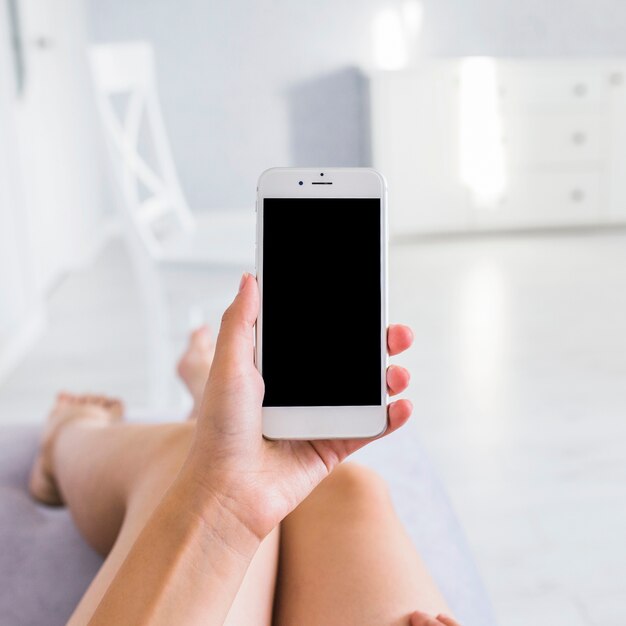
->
[[29, 393, 124, 506], [177, 325, 215, 419]]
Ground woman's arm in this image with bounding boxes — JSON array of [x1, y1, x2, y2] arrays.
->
[[89, 273, 414, 623], [89, 472, 260, 626]]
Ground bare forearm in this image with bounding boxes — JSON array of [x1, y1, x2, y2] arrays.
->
[[88, 472, 260, 626]]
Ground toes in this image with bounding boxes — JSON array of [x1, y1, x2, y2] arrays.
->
[[190, 325, 213, 351], [191, 325, 210, 342], [191, 325, 209, 338], [55, 392, 72, 408], [53, 392, 76, 415], [97, 395, 111, 407], [87, 395, 124, 418], [54, 393, 124, 419], [80, 395, 111, 408], [106, 399, 125, 420]]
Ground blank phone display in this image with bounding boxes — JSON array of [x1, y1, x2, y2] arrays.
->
[[261, 198, 381, 407]]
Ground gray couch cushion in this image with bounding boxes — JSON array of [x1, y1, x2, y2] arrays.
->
[[0, 424, 496, 626], [0, 427, 102, 626]]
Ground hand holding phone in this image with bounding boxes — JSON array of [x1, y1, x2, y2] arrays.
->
[[184, 272, 413, 539]]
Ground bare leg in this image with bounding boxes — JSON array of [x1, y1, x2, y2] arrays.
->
[[177, 325, 214, 419], [274, 463, 451, 626], [29, 396, 278, 626]]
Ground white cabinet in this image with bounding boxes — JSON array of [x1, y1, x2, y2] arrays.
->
[[370, 60, 626, 235], [607, 83, 626, 223], [370, 65, 471, 234], [504, 112, 607, 166], [475, 170, 605, 229]]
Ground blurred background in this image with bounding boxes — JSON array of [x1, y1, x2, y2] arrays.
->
[[1, 1, 626, 624]]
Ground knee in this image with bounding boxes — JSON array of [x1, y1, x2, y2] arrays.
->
[[316, 462, 390, 508]]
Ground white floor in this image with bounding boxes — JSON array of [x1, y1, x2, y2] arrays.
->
[[1, 232, 625, 625]]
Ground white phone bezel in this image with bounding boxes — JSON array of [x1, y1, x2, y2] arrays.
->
[[255, 167, 389, 440]]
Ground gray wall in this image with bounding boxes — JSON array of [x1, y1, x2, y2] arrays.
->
[[421, 0, 626, 57], [87, 0, 626, 211]]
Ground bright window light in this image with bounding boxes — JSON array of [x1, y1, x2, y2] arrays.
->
[[372, 2, 423, 71], [372, 8, 408, 70], [459, 57, 507, 207], [401, 0, 423, 37]]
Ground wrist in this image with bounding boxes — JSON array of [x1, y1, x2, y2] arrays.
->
[[169, 463, 263, 561], [89, 464, 260, 626]]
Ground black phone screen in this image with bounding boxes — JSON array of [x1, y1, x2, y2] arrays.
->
[[261, 197, 382, 407]]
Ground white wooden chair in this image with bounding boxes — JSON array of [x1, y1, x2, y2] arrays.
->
[[89, 41, 255, 408]]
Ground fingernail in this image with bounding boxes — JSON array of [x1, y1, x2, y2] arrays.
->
[[238, 272, 248, 292]]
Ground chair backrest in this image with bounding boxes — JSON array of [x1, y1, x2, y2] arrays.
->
[[89, 42, 195, 257]]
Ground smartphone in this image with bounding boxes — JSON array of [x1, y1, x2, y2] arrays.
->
[[255, 167, 388, 439]]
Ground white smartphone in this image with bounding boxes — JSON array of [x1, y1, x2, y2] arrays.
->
[[255, 167, 388, 440]]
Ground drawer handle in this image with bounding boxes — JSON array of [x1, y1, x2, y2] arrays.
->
[[572, 131, 587, 146], [572, 83, 588, 97], [570, 189, 586, 203], [610, 72, 624, 86]]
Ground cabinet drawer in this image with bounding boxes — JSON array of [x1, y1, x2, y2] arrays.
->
[[472, 170, 605, 228], [503, 112, 608, 166], [497, 63, 612, 110]]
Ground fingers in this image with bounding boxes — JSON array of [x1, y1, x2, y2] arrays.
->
[[387, 324, 414, 356], [210, 273, 258, 374], [338, 398, 413, 459], [410, 611, 461, 626], [387, 364, 410, 395], [385, 398, 413, 435], [386, 325, 413, 396]]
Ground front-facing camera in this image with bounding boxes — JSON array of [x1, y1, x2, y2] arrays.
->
[[299, 181, 303, 185]]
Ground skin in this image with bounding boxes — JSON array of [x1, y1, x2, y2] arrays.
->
[[410, 612, 461, 626], [89, 272, 418, 625], [182, 272, 417, 539], [33, 273, 459, 625]]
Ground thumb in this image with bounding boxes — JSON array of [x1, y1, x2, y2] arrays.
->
[[210, 272, 259, 374]]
